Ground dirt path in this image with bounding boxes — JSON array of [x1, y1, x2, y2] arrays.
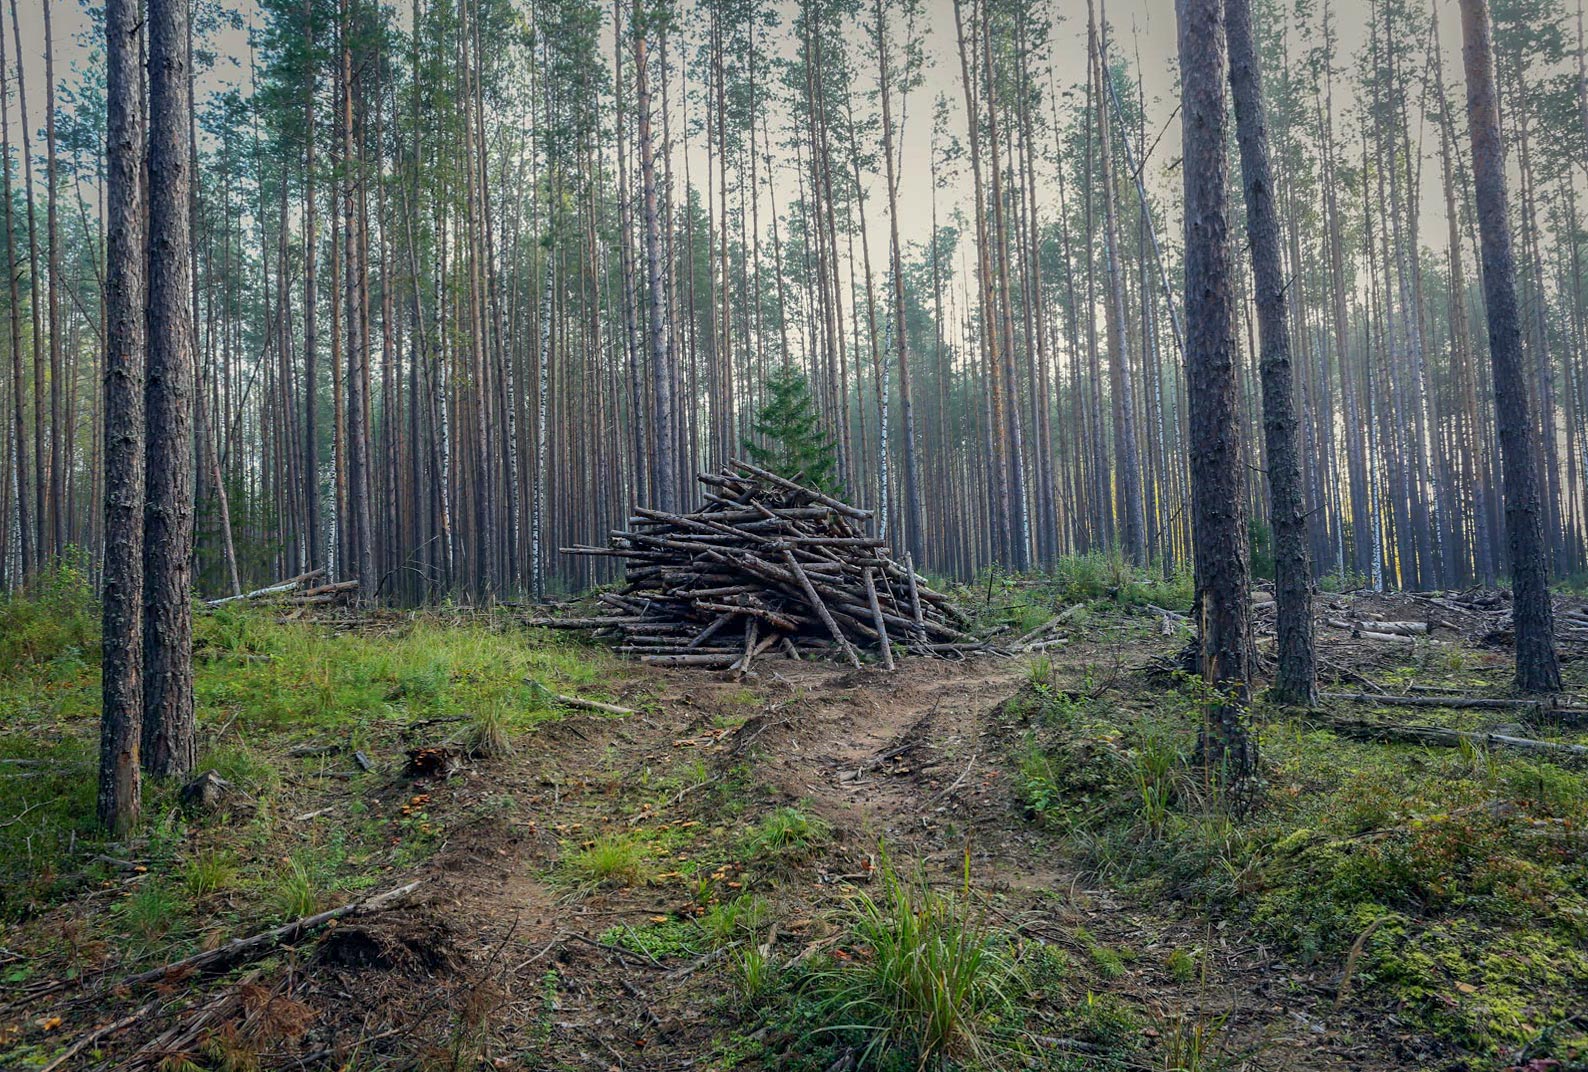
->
[[10, 637, 1439, 1071], [279, 649, 1404, 1071]]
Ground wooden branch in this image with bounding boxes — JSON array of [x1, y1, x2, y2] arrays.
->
[[1323, 719, 1588, 764], [38, 1002, 162, 1072], [527, 681, 635, 716], [863, 569, 895, 671], [695, 601, 801, 632], [903, 552, 925, 636], [86, 881, 422, 996], [527, 615, 651, 628], [687, 612, 736, 649], [729, 458, 873, 519], [784, 550, 862, 668]]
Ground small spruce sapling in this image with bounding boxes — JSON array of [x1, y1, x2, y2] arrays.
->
[[745, 369, 842, 494]]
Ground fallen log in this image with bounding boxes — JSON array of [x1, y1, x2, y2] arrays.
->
[[203, 569, 327, 607], [1013, 639, 1069, 652], [1322, 719, 1588, 765], [1324, 691, 1555, 711], [640, 654, 742, 667], [1357, 630, 1416, 645], [84, 880, 422, 996], [527, 681, 636, 717], [1354, 620, 1428, 636], [527, 615, 652, 628]]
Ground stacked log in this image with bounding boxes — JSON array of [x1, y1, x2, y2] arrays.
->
[[541, 460, 978, 669]]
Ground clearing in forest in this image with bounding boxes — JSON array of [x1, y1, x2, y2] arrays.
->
[[1, 568, 1586, 1071]]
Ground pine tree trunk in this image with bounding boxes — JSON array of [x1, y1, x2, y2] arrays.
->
[[143, 0, 197, 778], [876, 0, 927, 571], [980, 0, 1029, 570], [43, 0, 64, 560], [0, 7, 29, 582], [341, 0, 375, 600], [8, 0, 46, 564], [634, 5, 677, 513], [1091, 0, 1146, 565], [303, 0, 322, 571], [1227, 0, 1315, 706], [99, 0, 144, 832], [952, 0, 1011, 563], [1177, 0, 1258, 802], [1458, 0, 1562, 694]]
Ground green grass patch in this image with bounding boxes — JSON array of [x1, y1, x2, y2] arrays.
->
[[601, 894, 770, 963], [561, 833, 654, 889], [0, 598, 616, 931], [740, 806, 830, 863], [959, 557, 1194, 637], [1016, 676, 1588, 1061], [800, 853, 1024, 1069]]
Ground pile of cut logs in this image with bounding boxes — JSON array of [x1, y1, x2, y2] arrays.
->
[[539, 460, 979, 670]]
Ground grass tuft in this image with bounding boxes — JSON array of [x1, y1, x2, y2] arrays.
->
[[805, 851, 1020, 1069], [273, 857, 320, 919], [465, 707, 515, 759], [562, 833, 653, 889], [181, 850, 237, 900], [741, 806, 830, 862], [115, 880, 185, 946]]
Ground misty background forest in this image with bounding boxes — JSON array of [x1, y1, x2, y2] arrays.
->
[[0, 0, 1585, 599]]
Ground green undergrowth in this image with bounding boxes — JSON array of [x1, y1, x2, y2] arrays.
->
[[699, 850, 1154, 1072], [0, 593, 622, 952], [585, 793, 1157, 1070], [959, 556, 1194, 638], [1013, 674, 1588, 1065]]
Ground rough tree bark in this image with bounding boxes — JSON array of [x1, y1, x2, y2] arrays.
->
[[143, 0, 198, 778], [1226, 0, 1316, 705], [341, 0, 375, 600], [99, 0, 144, 833], [303, 0, 322, 571], [44, 0, 64, 559], [634, 1, 677, 513], [8, 0, 46, 565], [873, 0, 924, 566], [1090, 0, 1146, 565], [1176, 0, 1258, 801], [1458, 0, 1562, 694], [0, 6, 29, 582]]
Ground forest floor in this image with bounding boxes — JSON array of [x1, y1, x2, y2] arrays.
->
[[1, 565, 1587, 1072]]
